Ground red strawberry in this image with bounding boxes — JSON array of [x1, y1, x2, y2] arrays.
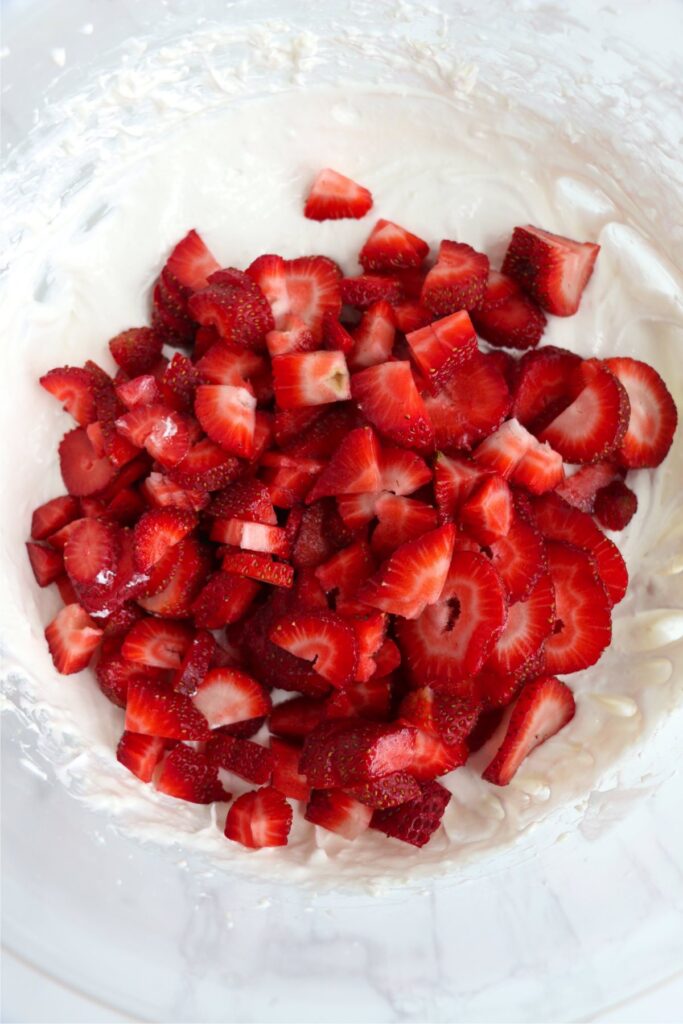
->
[[192, 571, 260, 628], [336, 491, 381, 531], [95, 652, 163, 708], [352, 361, 434, 452], [272, 351, 350, 409], [59, 427, 116, 496], [105, 488, 146, 525], [315, 540, 376, 598], [406, 309, 478, 394], [512, 440, 564, 495], [26, 542, 63, 587], [115, 404, 190, 467], [270, 738, 311, 800], [115, 373, 162, 409], [170, 629, 215, 695], [196, 342, 270, 394], [359, 219, 429, 271], [86, 419, 140, 471], [116, 731, 167, 783], [347, 300, 396, 371], [306, 426, 382, 503], [347, 771, 421, 809], [304, 167, 373, 221], [212, 520, 290, 558], [133, 507, 197, 571], [433, 453, 488, 522], [109, 328, 163, 377], [604, 356, 678, 468], [323, 313, 355, 355], [471, 271, 546, 350], [248, 254, 342, 340], [486, 572, 555, 675], [138, 537, 211, 617], [122, 618, 192, 668], [371, 495, 438, 560], [370, 779, 451, 847], [273, 406, 325, 447], [269, 696, 327, 739], [221, 550, 294, 588], [327, 674, 393, 720], [538, 359, 629, 463], [502, 225, 600, 316], [483, 676, 576, 785], [265, 313, 317, 357], [423, 351, 511, 450], [304, 789, 373, 839], [291, 567, 329, 610], [270, 612, 358, 687], [392, 300, 432, 334], [44, 603, 103, 674], [225, 787, 292, 848], [245, 254, 289, 326], [511, 345, 581, 431], [593, 479, 638, 531], [378, 445, 431, 496], [421, 241, 489, 315], [406, 730, 468, 782], [473, 418, 537, 478], [360, 523, 455, 619], [373, 638, 402, 677], [140, 472, 208, 512], [341, 274, 403, 309], [282, 402, 361, 459], [399, 688, 480, 746], [152, 286, 195, 346], [194, 383, 256, 458], [487, 505, 547, 603], [191, 667, 271, 729], [346, 612, 387, 681], [31, 495, 81, 540], [125, 680, 210, 739], [206, 734, 273, 784], [396, 549, 507, 684], [163, 229, 220, 292], [530, 492, 628, 605], [157, 352, 200, 413], [544, 541, 612, 673], [262, 461, 324, 509], [555, 462, 623, 513], [40, 366, 97, 426], [300, 719, 417, 787], [459, 474, 512, 545], [156, 744, 228, 804], [188, 277, 273, 352], [167, 438, 241, 491]]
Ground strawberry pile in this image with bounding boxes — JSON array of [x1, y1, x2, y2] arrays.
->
[[28, 167, 677, 851]]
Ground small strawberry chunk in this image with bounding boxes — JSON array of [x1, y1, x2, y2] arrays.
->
[[359, 524, 455, 620], [511, 440, 564, 495], [133, 507, 197, 571], [555, 462, 623, 513], [421, 241, 489, 315], [221, 550, 294, 588], [109, 328, 163, 377], [459, 475, 512, 546], [194, 383, 256, 458], [122, 618, 192, 668], [270, 737, 311, 800], [116, 731, 167, 783], [192, 571, 260, 629], [433, 453, 488, 522], [304, 168, 373, 221], [349, 300, 396, 370], [406, 309, 478, 393], [125, 680, 210, 740], [604, 356, 678, 468], [347, 771, 421, 810], [471, 271, 546, 350], [269, 696, 326, 739], [315, 540, 376, 598], [188, 270, 274, 350], [371, 495, 438, 560], [593, 479, 638, 531], [305, 789, 372, 839], [487, 505, 547, 603], [31, 495, 81, 540], [306, 426, 382, 503], [378, 444, 432, 496], [405, 730, 468, 782], [511, 345, 581, 432], [270, 612, 358, 687], [473, 418, 536, 478], [59, 428, 116, 496], [399, 687, 481, 746], [352, 361, 434, 452], [502, 225, 600, 316], [423, 351, 511, 450], [40, 366, 97, 426], [191, 667, 271, 729], [341, 274, 403, 310], [115, 404, 190, 467], [206, 734, 273, 785], [225, 787, 293, 848], [370, 780, 451, 847], [168, 438, 241, 492], [359, 219, 429, 271], [26, 542, 63, 587], [171, 629, 216, 695], [300, 719, 417, 788], [322, 314, 355, 355], [157, 745, 228, 804], [163, 229, 220, 292], [272, 351, 350, 409], [45, 603, 103, 674], [115, 374, 162, 409]]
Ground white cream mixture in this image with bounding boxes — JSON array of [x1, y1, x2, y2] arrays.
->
[[2, 24, 683, 889]]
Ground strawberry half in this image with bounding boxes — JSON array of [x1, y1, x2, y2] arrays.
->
[[604, 356, 678, 468], [225, 787, 293, 848], [351, 361, 434, 452], [306, 426, 381, 503], [421, 241, 489, 314], [125, 680, 210, 740], [304, 167, 373, 221], [423, 351, 511, 450], [156, 745, 228, 804], [191, 667, 271, 729], [538, 359, 630, 464], [543, 541, 612, 673], [485, 572, 555, 675], [272, 351, 350, 409], [483, 676, 576, 785], [300, 719, 417, 787], [406, 309, 478, 393], [359, 219, 429, 271], [359, 524, 455, 620], [44, 603, 103, 674], [370, 780, 451, 847], [502, 225, 600, 316], [305, 790, 373, 839], [40, 366, 97, 426], [270, 611, 358, 687]]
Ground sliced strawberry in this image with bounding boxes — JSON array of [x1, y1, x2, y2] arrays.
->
[[555, 462, 623, 513], [392, 300, 432, 333], [245, 254, 290, 325], [40, 366, 97, 426], [544, 541, 612, 673], [115, 404, 190, 467], [352, 361, 434, 452], [304, 167, 373, 221], [289, 501, 344, 569], [105, 488, 146, 525], [132, 507, 197, 571], [152, 287, 195, 346], [459, 475, 512, 545], [487, 504, 547, 603], [59, 427, 116, 497], [116, 731, 168, 784], [124, 680, 210, 739], [270, 737, 311, 800], [512, 440, 564, 495], [423, 351, 511, 450], [115, 374, 162, 409], [31, 495, 81, 540], [192, 571, 260, 629], [322, 313, 355, 355], [122, 618, 192, 668], [270, 611, 358, 687], [163, 229, 220, 292], [372, 495, 438, 560], [511, 345, 581, 431], [396, 549, 507, 684], [221, 550, 294, 588], [188, 277, 273, 352], [359, 218, 429, 271], [167, 438, 241, 491], [359, 523, 455, 619], [306, 426, 381, 503], [370, 779, 451, 847], [196, 342, 270, 394], [300, 719, 417, 787], [193, 383, 256, 458], [304, 789, 373, 839], [593, 480, 638, 531], [604, 356, 678, 468], [406, 309, 478, 394], [348, 300, 396, 370], [531, 492, 628, 605], [157, 352, 200, 414], [283, 256, 343, 338], [210, 515, 288, 557], [206, 734, 273, 784], [538, 359, 629, 463], [378, 444, 432, 496], [86, 419, 140, 471], [44, 603, 103, 674], [315, 540, 376, 598], [433, 453, 488, 522], [156, 745, 228, 804], [140, 472, 208, 513], [346, 612, 387, 681], [192, 667, 271, 729], [169, 629, 215, 695], [406, 730, 468, 782], [265, 313, 317, 357], [483, 676, 575, 785], [291, 567, 329, 611], [341, 274, 403, 310], [272, 350, 350, 409], [269, 696, 327, 739], [262, 461, 324, 509], [336, 491, 380, 531], [502, 225, 600, 316], [225, 786, 292, 848], [471, 271, 546, 350], [347, 771, 421, 809], [26, 542, 63, 587], [109, 328, 163, 377], [421, 241, 489, 314], [95, 652, 163, 708], [473, 418, 536, 478], [138, 537, 211, 617], [399, 688, 480, 746], [486, 572, 555, 675]]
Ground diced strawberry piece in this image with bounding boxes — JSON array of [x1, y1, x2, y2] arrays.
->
[[483, 676, 576, 785], [378, 446, 431, 498], [347, 612, 387, 681], [348, 300, 396, 370], [206, 734, 273, 784], [487, 505, 547, 603], [270, 611, 358, 688], [47, 518, 85, 553], [538, 359, 629, 464], [167, 438, 241, 491], [315, 540, 376, 598], [593, 479, 638, 531], [406, 309, 478, 393], [124, 679, 210, 739], [347, 771, 421, 809], [157, 352, 200, 413], [531, 492, 628, 605], [40, 366, 97, 426], [265, 313, 317, 358], [512, 440, 564, 495], [136, 534, 210, 617], [604, 356, 678, 468], [133, 507, 197, 571], [289, 501, 344, 569], [140, 472, 208, 512], [404, 729, 468, 782], [543, 541, 612, 673], [459, 475, 512, 545], [192, 667, 271, 729], [341, 274, 403, 309], [291, 567, 329, 611], [300, 719, 417, 787], [108, 327, 163, 377], [421, 241, 489, 315], [44, 603, 103, 674], [473, 418, 536, 478], [196, 342, 271, 396], [211, 519, 290, 557], [104, 488, 146, 525], [191, 571, 260, 629], [220, 550, 293, 588], [284, 256, 343, 338], [282, 402, 361, 460], [262, 462, 323, 509], [511, 345, 581, 431], [245, 254, 290, 325], [31, 495, 81, 541], [555, 462, 623, 513], [322, 313, 355, 355], [373, 638, 401, 677], [122, 618, 192, 668], [272, 350, 350, 409], [269, 696, 327, 739], [169, 629, 215, 695], [359, 219, 429, 271], [327, 673, 393, 720], [193, 383, 256, 458], [115, 374, 162, 409], [372, 495, 438, 560], [59, 427, 116, 496], [188, 272, 274, 351], [163, 229, 220, 292], [225, 787, 292, 848], [26, 542, 63, 586], [95, 651, 162, 708], [304, 167, 373, 221], [305, 789, 372, 839], [115, 404, 190, 467], [352, 361, 434, 452], [306, 425, 382, 504], [116, 731, 168, 783], [502, 225, 600, 316], [486, 572, 555, 675], [392, 300, 432, 334], [399, 687, 481, 746], [96, 452, 152, 504], [433, 453, 488, 522], [273, 406, 325, 447], [396, 549, 507, 684], [360, 524, 455, 620], [86, 419, 140, 470], [423, 351, 511, 450], [270, 738, 311, 800], [370, 779, 451, 847], [63, 516, 119, 589], [335, 491, 380, 531], [471, 271, 546, 349], [157, 744, 228, 804]]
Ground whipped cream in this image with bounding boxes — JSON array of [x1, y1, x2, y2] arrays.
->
[[2, 15, 683, 889]]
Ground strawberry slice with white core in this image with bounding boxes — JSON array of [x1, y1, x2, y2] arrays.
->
[[349, 300, 396, 370], [265, 313, 316, 357], [225, 787, 293, 848], [352, 361, 434, 452], [141, 472, 209, 512], [116, 731, 167, 783], [543, 541, 612, 673], [459, 474, 512, 546], [423, 351, 511, 451], [396, 549, 508, 684], [487, 506, 547, 604], [359, 523, 455, 619], [359, 219, 429, 271], [45, 603, 103, 674], [191, 667, 271, 729], [604, 356, 678, 468], [486, 572, 555, 675], [502, 225, 600, 317], [421, 241, 490, 315], [124, 681, 211, 740], [196, 345, 269, 389], [372, 494, 439, 560], [483, 676, 576, 785], [473, 418, 536, 478], [133, 507, 197, 571], [253, 255, 342, 339], [115, 374, 162, 409], [63, 517, 119, 587], [194, 383, 256, 458], [406, 730, 468, 782], [336, 491, 381, 530], [538, 360, 629, 464], [315, 539, 376, 598], [433, 452, 489, 522], [304, 790, 373, 839], [270, 612, 359, 687], [306, 426, 382, 503], [272, 351, 350, 409], [378, 444, 432, 495], [59, 428, 116, 496], [40, 366, 97, 426], [406, 309, 478, 393], [122, 618, 192, 668], [115, 404, 190, 467], [511, 440, 564, 495], [304, 168, 373, 221], [210, 519, 290, 557], [164, 229, 220, 292]]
